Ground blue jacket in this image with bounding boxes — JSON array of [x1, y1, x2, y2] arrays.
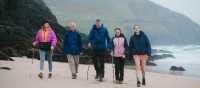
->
[[88, 24, 111, 51], [129, 31, 151, 56], [63, 30, 82, 55]]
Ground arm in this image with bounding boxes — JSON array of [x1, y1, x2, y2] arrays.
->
[[88, 29, 94, 47], [129, 36, 135, 55], [33, 30, 40, 46], [51, 31, 57, 48], [63, 32, 68, 52], [145, 35, 151, 56], [105, 28, 111, 49], [124, 37, 129, 57], [111, 37, 114, 50], [78, 33, 83, 50], [124, 37, 128, 49]]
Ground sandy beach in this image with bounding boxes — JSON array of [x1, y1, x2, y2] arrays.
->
[[0, 57, 200, 88]]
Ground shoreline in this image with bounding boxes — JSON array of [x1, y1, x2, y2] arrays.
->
[[2, 56, 199, 80], [1, 57, 200, 88]]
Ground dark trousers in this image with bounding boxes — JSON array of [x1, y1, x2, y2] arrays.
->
[[114, 57, 125, 81], [92, 50, 105, 78]]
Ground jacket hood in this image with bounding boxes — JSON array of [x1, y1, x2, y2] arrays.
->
[[92, 24, 104, 30], [134, 31, 145, 37], [40, 26, 53, 31], [66, 26, 77, 32], [114, 33, 125, 38]]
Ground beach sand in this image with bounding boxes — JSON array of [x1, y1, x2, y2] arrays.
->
[[0, 57, 200, 88]]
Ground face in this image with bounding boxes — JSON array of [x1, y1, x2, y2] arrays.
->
[[43, 23, 50, 29], [115, 29, 121, 37], [96, 21, 102, 28], [68, 22, 76, 31], [133, 25, 141, 35]]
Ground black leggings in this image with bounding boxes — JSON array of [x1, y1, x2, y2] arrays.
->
[[114, 57, 125, 81]]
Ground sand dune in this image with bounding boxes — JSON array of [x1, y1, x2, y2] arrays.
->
[[0, 57, 200, 88]]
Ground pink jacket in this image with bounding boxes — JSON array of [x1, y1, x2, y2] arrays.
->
[[35, 27, 57, 47], [112, 36, 128, 58]]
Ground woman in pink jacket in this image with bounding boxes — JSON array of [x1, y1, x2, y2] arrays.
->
[[111, 28, 128, 84], [32, 21, 57, 79]]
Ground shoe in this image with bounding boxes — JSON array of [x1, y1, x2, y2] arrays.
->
[[48, 73, 52, 79], [95, 74, 99, 80], [115, 80, 120, 84], [72, 74, 77, 79], [137, 81, 141, 87], [99, 77, 103, 82], [38, 72, 43, 79], [142, 78, 146, 85], [119, 81, 123, 84]]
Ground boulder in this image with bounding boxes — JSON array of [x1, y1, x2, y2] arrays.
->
[[0, 51, 14, 61], [170, 66, 186, 71], [149, 54, 175, 61]]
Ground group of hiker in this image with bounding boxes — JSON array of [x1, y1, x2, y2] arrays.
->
[[32, 19, 151, 87]]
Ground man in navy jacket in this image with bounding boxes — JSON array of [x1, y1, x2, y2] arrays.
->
[[63, 22, 82, 79], [88, 19, 111, 82]]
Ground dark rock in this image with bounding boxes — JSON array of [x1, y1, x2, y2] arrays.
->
[[0, 51, 14, 61], [149, 54, 175, 61], [152, 49, 173, 54], [147, 61, 157, 66], [0, 67, 11, 70], [1, 47, 19, 57], [170, 66, 186, 71]]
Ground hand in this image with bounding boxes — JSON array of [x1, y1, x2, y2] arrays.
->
[[51, 46, 54, 50], [107, 49, 111, 52], [32, 41, 37, 47], [88, 43, 91, 48], [122, 55, 125, 58], [110, 51, 113, 56]]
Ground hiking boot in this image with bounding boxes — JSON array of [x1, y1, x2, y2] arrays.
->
[[99, 77, 103, 82], [137, 81, 141, 87], [142, 78, 146, 86], [119, 80, 123, 84], [95, 74, 99, 80], [72, 74, 77, 79], [38, 72, 43, 79], [115, 80, 120, 84], [48, 73, 52, 79]]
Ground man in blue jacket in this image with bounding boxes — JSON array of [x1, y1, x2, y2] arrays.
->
[[88, 19, 111, 82], [63, 22, 82, 79]]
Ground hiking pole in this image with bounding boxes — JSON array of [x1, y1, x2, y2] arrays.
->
[[86, 48, 93, 80], [32, 48, 35, 64], [87, 56, 91, 80], [111, 51, 115, 82]]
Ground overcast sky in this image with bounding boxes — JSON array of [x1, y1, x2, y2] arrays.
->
[[149, 0, 200, 25]]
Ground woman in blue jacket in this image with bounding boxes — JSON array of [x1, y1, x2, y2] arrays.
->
[[63, 22, 82, 79], [129, 25, 151, 87]]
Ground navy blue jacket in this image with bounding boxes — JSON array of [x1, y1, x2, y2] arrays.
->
[[129, 31, 151, 56], [88, 24, 111, 51], [63, 30, 82, 55]]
